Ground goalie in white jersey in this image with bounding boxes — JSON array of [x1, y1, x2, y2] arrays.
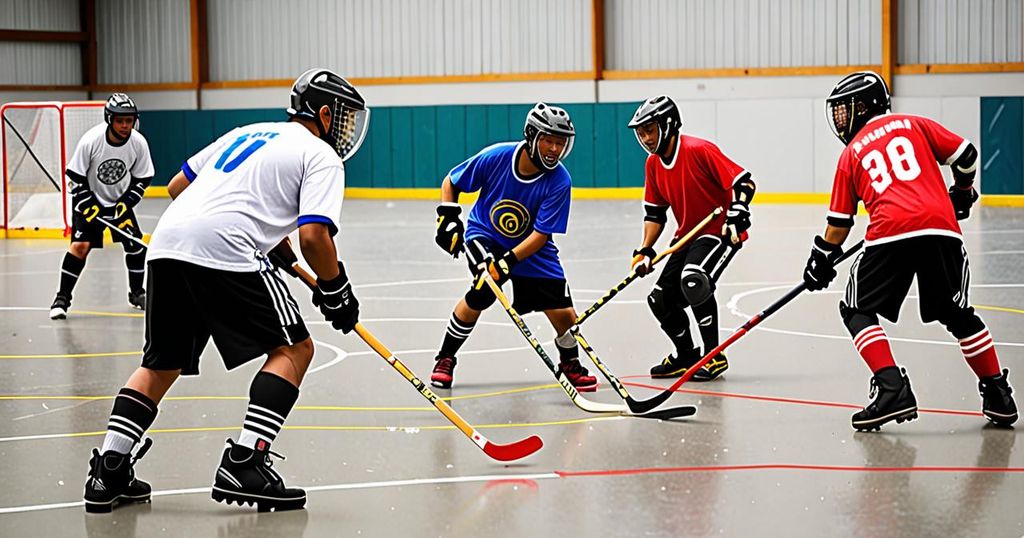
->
[[81, 69, 369, 514], [49, 93, 154, 319]]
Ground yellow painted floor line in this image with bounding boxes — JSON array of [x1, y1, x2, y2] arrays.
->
[[0, 351, 140, 359], [974, 304, 1024, 315]]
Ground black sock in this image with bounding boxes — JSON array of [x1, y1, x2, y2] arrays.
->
[[101, 387, 158, 454], [58, 252, 86, 298], [237, 372, 299, 451], [692, 296, 719, 350], [124, 243, 146, 293], [439, 313, 475, 358]]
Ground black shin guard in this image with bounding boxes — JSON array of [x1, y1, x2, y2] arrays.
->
[[691, 295, 719, 349], [58, 252, 86, 298], [648, 286, 697, 357], [124, 243, 146, 293]]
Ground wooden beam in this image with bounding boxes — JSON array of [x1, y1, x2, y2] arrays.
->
[[0, 84, 88, 91], [602, 65, 881, 80], [895, 63, 1024, 74], [80, 0, 97, 89], [881, 0, 897, 93], [202, 71, 596, 89], [591, 0, 605, 80], [0, 30, 87, 42], [91, 82, 200, 92], [194, 0, 209, 85]]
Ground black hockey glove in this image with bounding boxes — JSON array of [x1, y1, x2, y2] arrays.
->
[[313, 261, 359, 333], [803, 236, 842, 292], [435, 204, 465, 259], [722, 201, 751, 245], [267, 241, 300, 278], [948, 185, 979, 221], [631, 246, 657, 277], [73, 193, 102, 223], [486, 250, 518, 283]]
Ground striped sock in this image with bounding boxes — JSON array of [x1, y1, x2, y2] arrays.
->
[[101, 388, 158, 454], [959, 328, 1000, 378], [58, 252, 86, 298], [853, 325, 896, 373], [237, 372, 299, 451], [439, 313, 476, 358]]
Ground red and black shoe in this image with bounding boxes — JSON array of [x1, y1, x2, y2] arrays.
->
[[558, 357, 598, 392], [431, 356, 457, 389]]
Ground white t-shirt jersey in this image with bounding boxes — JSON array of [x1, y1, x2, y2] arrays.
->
[[147, 121, 346, 272], [66, 123, 155, 206]]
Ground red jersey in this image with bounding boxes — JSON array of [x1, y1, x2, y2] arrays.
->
[[829, 113, 970, 246], [643, 134, 748, 240]]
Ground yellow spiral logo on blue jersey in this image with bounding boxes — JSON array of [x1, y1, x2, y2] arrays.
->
[[489, 199, 532, 239]]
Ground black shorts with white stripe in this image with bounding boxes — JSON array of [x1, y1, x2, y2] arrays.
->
[[843, 235, 972, 324], [141, 259, 309, 375]]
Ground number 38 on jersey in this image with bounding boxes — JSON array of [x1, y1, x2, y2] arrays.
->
[[860, 136, 921, 194]]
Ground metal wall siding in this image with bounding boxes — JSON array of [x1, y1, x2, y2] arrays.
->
[[207, 0, 590, 81], [0, 42, 81, 85], [605, 0, 878, 70], [0, 0, 80, 31], [899, 0, 1023, 64], [96, 0, 191, 84]]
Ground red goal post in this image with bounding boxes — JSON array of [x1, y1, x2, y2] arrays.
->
[[1, 101, 105, 238]]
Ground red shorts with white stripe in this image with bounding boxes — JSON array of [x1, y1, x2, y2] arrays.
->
[[842, 235, 973, 325]]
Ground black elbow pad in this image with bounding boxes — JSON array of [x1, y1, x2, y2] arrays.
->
[[951, 143, 978, 186], [643, 203, 669, 224]]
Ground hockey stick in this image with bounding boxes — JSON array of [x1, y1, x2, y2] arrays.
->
[[650, 240, 866, 397], [95, 216, 148, 249], [477, 269, 691, 419], [290, 264, 543, 462], [574, 207, 723, 326], [2, 114, 61, 192]]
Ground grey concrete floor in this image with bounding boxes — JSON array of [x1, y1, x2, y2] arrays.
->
[[0, 199, 1022, 537]]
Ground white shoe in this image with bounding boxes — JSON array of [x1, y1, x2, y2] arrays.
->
[[49, 295, 70, 320]]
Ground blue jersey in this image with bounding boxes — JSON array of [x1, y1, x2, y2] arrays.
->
[[448, 142, 572, 279]]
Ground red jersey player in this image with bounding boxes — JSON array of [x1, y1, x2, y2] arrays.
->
[[627, 95, 757, 380], [803, 71, 1017, 431]]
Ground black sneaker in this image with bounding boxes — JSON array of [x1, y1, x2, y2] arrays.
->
[[852, 366, 918, 431], [691, 352, 728, 382], [84, 438, 153, 513], [650, 353, 698, 379], [50, 293, 70, 320], [979, 369, 1018, 427], [431, 356, 456, 389], [211, 439, 306, 512], [128, 289, 146, 311]]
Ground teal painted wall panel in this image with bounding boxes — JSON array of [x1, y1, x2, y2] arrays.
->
[[389, 107, 414, 188], [980, 97, 1024, 195], [411, 106, 438, 188], [562, 103, 594, 187], [436, 106, 467, 181], [592, 104, 621, 188], [368, 107, 392, 188]]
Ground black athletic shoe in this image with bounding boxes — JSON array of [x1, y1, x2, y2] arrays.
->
[[50, 293, 70, 320], [979, 369, 1018, 427], [650, 353, 698, 379], [128, 289, 146, 311], [431, 356, 456, 389], [84, 438, 153, 513], [211, 439, 306, 512], [691, 352, 728, 382], [852, 366, 919, 431]]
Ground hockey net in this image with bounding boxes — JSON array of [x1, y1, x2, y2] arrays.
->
[[1, 101, 104, 237]]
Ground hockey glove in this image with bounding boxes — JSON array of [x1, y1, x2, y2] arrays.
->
[[803, 235, 842, 291], [314, 261, 359, 333], [722, 201, 751, 245], [487, 250, 518, 283], [74, 193, 102, 223], [631, 246, 657, 277], [267, 241, 300, 278], [948, 185, 979, 221], [435, 204, 465, 259]]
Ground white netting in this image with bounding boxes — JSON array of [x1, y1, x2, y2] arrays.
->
[[2, 102, 104, 234]]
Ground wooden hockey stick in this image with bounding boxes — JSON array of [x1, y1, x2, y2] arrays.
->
[[478, 269, 691, 419], [290, 264, 542, 462], [95, 216, 148, 249], [574, 207, 723, 326]]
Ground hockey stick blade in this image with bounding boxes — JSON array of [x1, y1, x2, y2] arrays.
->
[[573, 327, 679, 414], [633, 405, 698, 420], [482, 435, 544, 462]]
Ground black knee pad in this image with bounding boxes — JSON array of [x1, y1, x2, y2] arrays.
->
[[648, 285, 672, 322], [936, 307, 985, 340], [840, 301, 879, 337], [680, 267, 713, 305], [464, 283, 497, 311]]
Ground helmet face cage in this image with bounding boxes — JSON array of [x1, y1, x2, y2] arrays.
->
[[330, 99, 370, 162], [824, 71, 890, 145], [523, 104, 575, 171]]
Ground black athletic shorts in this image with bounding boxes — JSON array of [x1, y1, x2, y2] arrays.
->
[[70, 207, 141, 248], [844, 235, 971, 324], [464, 238, 573, 314], [141, 258, 309, 375], [656, 233, 740, 303]]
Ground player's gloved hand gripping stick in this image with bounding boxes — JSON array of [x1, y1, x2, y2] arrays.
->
[[575, 207, 723, 326], [476, 267, 695, 419], [286, 263, 542, 462]]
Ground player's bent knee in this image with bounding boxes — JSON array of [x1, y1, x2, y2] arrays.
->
[[936, 308, 985, 340], [680, 268, 713, 305], [839, 301, 879, 336], [70, 242, 91, 258], [464, 286, 496, 311]]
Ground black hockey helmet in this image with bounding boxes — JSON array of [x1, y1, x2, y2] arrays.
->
[[628, 95, 681, 156], [523, 103, 575, 172], [287, 68, 369, 161], [104, 93, 138, 125], [825, 71, 891, 145]]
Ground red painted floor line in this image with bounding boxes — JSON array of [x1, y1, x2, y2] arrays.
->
[[556, 463, 1024, 478], [620, 379, 984, 417]]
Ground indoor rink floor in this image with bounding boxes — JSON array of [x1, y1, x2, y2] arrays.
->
[[0, 199, 1021, 537]]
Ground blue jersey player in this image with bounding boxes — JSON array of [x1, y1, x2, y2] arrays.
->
[[430, 103, 597, 392]]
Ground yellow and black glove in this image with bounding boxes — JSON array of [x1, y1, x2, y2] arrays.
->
[[435, 203, 465, 258]]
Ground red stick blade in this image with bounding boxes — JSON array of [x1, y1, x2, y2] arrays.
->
[[483, 435, 543, 462]]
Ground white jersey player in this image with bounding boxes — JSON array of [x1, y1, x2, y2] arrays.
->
[[82, 69, 370, 514], [50, 93, 154, 318]]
